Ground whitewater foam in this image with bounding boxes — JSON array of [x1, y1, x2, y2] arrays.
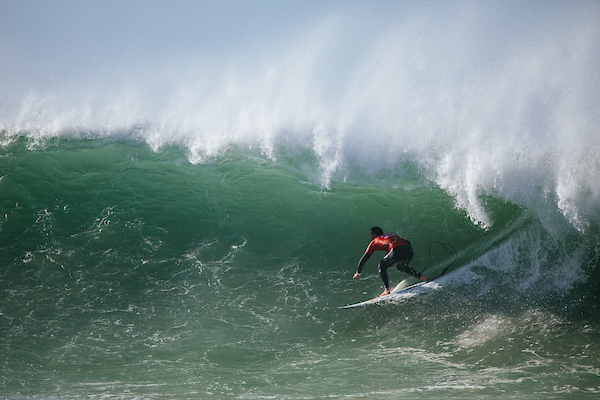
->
[[2, 3, 600, 232]]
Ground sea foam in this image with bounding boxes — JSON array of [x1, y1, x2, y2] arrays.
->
[[1, 3, 599, 232]]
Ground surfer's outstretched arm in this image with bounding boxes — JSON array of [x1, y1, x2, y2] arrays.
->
[[353, 253, 371, 280]]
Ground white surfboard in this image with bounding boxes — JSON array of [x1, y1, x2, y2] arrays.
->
[[339, 279, 441, 309]]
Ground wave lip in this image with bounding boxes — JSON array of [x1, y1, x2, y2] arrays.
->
[[3, 4, 600, 233]]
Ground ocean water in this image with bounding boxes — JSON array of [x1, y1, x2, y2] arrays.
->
[[1, 2, 600, 399]]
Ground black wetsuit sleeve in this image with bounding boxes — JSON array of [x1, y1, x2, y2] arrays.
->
[[357, 253, 371, 274]]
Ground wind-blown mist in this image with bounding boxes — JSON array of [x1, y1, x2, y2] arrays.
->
[[1, 1, 599, 231]]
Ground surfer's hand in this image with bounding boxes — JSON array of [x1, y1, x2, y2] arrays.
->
[[353, 272, 361, 281]]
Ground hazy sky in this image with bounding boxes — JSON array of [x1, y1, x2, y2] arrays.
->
[[1, 1, 383, 72], [1, 0, 598, 133], [1, 1, 363, 95], [0, 0, 422, 107], [1, 1, 576, 84], [2, 1, 341, 55]]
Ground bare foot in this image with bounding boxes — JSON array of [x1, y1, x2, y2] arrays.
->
[[380, 289, 390, 297], [420, 275, 428, 282]]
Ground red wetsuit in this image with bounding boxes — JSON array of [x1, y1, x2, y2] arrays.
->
[[357, 233, 419, 289], [365, 233, 410, 255]]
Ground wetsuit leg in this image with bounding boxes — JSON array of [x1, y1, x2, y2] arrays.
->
[[394, 246, 420, 278], [379, 245, 418, 288], [396, 264, 421, 278], [377, 251, 396, 289], [394, 246, 421, 278]]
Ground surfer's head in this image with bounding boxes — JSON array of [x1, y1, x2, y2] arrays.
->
[[369, 226, 383, 239]]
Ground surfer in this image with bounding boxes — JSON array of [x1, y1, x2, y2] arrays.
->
[[353, 227, 428, 297]]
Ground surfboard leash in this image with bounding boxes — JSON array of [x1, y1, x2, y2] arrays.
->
[[420, 241, 457, 277]]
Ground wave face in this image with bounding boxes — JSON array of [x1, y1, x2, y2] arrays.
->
[[1, 2, 600, 399]]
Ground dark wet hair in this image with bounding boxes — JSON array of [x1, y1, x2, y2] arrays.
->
[[370, 226, 384, 236]]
